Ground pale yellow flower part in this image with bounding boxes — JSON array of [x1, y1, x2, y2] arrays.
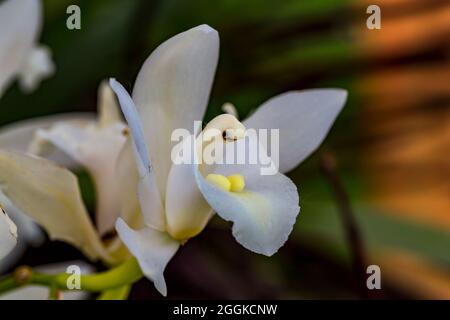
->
[[29, 82, 128, 236], [0, 149, 113, 263], [0, 113, 95, 269]]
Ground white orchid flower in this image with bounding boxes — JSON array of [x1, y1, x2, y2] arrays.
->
[[29, 81, 129, 235], [0, 0, 54, 95], [0, 82, 137, 266], [109, 25, 347, 296], [0, 0, 55, 262], [0, 113, 95, 269]]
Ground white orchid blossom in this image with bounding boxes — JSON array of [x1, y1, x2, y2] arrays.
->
[[108, 25, 347, 296], [0, 81, 140, 267], [0, 84, 124, 297], [29, 81, 128, 235], [0, 113, 95, 271], [0, 0, 55, 261], [0, 23, 345, 297]]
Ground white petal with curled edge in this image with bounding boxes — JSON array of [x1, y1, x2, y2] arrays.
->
[[29, 115, 127, 235], [0, 150, 113, 263], [132, 24, 219, 198], [0, 235, 27, 273], [0, 0, 42, 94], [0, 190, 44, 244], [0, 204, 52, 272], [116, 218, 179, 296], [110, 79, 165, 231], [0, 208, 17, 260], [0, 191, 44, 271], [243, 89, 347, 173], [195, 168, 300, 256], [193, 138, 300, 256], [0, 113, 94, 167]]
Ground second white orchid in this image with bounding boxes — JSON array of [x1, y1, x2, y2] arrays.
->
[[109, 25, 347, 295], [0, 0, 55, 263]]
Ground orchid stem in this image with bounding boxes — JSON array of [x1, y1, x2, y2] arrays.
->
[[48, 285, 61, 300], [320, 152, 369, 299], [97, 284, 132, 300], [0, 258, 143, 297]]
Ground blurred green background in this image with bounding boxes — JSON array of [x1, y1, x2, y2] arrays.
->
[[1, 0, 449, 299]]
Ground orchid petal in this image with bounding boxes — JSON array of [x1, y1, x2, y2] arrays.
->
[[98, 80, 122, 127], [0, 150, 112, 263], [193, 137, 300, 256], [0, 190, 44, 245], [110, 79, 165, 231], [243, 89, 347, 173], [116, 139, 140, 225], [0, 193, 44, 271], [17, 45, 55, 93], [104, 138, 150, 263], [0, 236, 27, 273], [116, 219, 179, 296], [195, 166, 300, 256], [0, 207, 17, 260], [0, 0, 42, 94], [132, 24, 219, 198], [165, 161, 213, 240], [29, 112, 127, 235], [0, 113, 94, 168]]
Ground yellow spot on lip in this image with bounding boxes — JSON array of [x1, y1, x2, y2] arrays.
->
[[205, 173, 246, 193], [227, 174, 245, 192], [205, 174, 231, 192]]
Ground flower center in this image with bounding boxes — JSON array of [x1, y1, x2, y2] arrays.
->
[[205, 173, 245, 192]]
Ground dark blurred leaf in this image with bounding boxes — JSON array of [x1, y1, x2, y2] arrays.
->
[[296, 173, 450, 267]]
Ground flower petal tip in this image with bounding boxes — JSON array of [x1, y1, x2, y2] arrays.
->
[[334, 88, 348, 103], [324, 88, 348, 107], [155, 279, 168, 297], [195, 24, 217, 35], [109, 78, 118, 88]]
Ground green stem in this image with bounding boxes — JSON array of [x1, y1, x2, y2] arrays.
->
[[0, 277, 17, 293], [0, 258, 143, 296], [48, 285, 60, 300], [97, 284, 132, 300]]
